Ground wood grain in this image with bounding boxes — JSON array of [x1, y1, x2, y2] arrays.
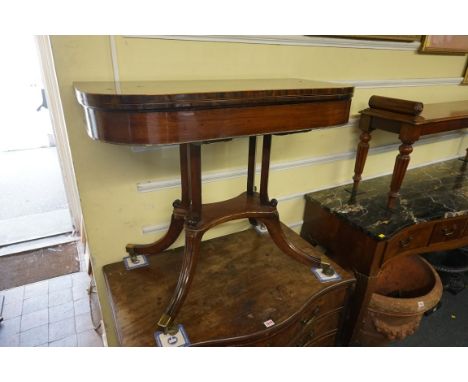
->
[[75, 79, 353, 145], [103, 226, 355, 346]]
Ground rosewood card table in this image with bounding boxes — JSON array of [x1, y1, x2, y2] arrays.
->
[[351, 96, 468, 209], [74, 79, 354, 334]]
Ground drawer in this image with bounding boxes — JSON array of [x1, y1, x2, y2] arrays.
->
[[429, 217, 467, 244], [385, 225, 432, 259], [304, 331, 337, 347], [245, 286, 349, 347], [293, 309, 342, 346], [299, 286, 348, 321]]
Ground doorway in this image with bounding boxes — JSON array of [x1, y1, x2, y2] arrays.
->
[[0, 36, 81, 287]]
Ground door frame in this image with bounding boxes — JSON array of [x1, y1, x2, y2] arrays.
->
[[35, 35, 83, 239]]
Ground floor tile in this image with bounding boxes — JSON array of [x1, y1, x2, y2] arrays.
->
[[72, 280, 90, 294], [72, 272, 89, 285], [49, 317, 75, 342], [0, 333, 20, 347], [74, 298, 90, 315], [79, 260, 86, 272], [49, 334, 77, 347], [2, 301, 22, 320], [22, 294, 48, 314], [77, 329, 102, 347], [20, 324, 49, 347], [0, 317, 21, 339], [1, 286, 24, 305], [20, 308, 48, 332], [75, 313, 95, 333], [49, 302, 74, 323], [48, 274, 72, 292], [24, 281, 49, 299], [72, 286, 88, 301], [49, 289, 72, 307]]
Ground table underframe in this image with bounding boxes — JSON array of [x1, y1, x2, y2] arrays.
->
[[126, 134, 322, 332]]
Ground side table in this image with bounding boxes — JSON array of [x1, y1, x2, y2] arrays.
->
[[351, 95, 468, 209]]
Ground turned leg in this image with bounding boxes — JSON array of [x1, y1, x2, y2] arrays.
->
[[126, 144, 190, 257], [351, 118, 374, 200], [158, 229, 204, 331], [387, 141, 415, 209]]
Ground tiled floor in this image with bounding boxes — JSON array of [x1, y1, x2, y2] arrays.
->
[[0, 272, 103, 347]]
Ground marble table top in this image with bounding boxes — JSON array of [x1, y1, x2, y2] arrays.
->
[[305, 157, 468, 240]]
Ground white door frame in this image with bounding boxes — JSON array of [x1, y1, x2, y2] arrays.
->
[[35, 35, 83, 238]]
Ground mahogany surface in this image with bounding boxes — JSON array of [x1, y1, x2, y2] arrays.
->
[[351, 96, 468, 208], [75, 79, 354, 334], [74, 79, 353, 145], [103, 226, 355, 347]]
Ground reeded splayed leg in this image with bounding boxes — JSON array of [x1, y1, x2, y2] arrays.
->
[[258, 216, 321, 267], [158, 143, 203, 331], [157, 229, 204, 331], [125, 144, 190, 257], [258, 135, 321, 267]]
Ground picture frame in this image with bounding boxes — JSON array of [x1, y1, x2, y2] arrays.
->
[[420, 35, 468, 54]]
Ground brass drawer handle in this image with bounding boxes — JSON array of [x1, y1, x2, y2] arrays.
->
[[301, 306, 320, 326], [399, 236, 413, 248], [442, 227, 456, 237], [301, 316, 316, 326]]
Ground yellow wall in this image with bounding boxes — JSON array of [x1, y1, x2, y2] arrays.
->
[[50, 36, 468, 346]]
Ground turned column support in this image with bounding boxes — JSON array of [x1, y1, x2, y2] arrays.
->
[[247, 136, 259, 226], [260, 134, 277, 208]]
